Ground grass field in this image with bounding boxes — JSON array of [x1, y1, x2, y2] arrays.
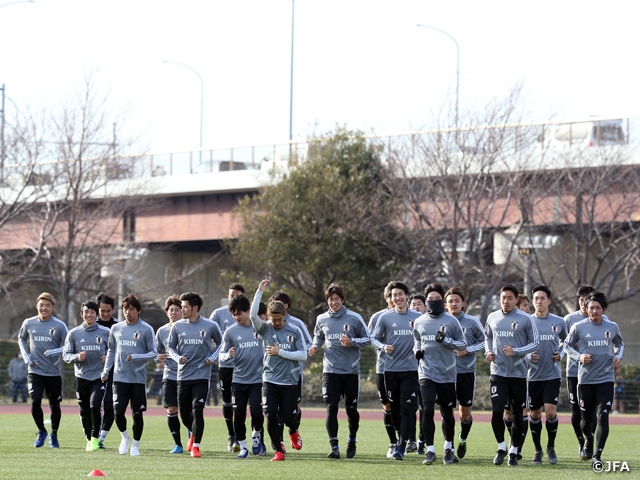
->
[[0, 411, 635, 479]]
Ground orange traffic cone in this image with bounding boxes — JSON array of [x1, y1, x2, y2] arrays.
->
[[87, 469, 106, 476]]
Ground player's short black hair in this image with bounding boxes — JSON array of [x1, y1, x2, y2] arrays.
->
[[531, 284, 551, 299], [229, 283, 245, 294], [585, 291, 608, 310], [81, 300, 99, 316], [424, 282, 445, 298], [270, 290, 292, 309], [324, 283, 346, 302], [387, 281, 409, 295], [444, 286, 465, 302], [258, 301, 267, 316], [95, 292, 115, 308], [409, 293, 426, 305], [228, 295, 250, 313], [122, 293, 142, 312], [577, 285, 595, 298], [164, 295, 181, 311], [180, 292, 203, 312], [500, 284, 519, 297]]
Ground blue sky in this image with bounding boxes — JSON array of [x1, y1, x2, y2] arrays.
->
[[0, 0, 637, 153]]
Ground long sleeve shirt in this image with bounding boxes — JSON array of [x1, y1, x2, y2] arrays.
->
[[18, 315, 68, 377], [156, 323, 179, 382], [455, 312, 485, 374], [167, 316, 222, 382], [103, 318, 157, 384], [313, 306, 371, 375], [484, 308, 539, 378], [250, 289, 307, 385], [563, 310, 608, 378], [210, 306, 236, 368], [219, 322, 264, 384], [371, 308, 421, 373], [368, 308, 389, 374], [564, 318, 623, 385], [63, 322, 110, 381], [527, 312, 567, 381]]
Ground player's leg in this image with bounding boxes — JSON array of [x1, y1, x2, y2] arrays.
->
[[419, 379, 438, 463], [189, 380, 209, 455], [232, 382, 250, 457], [86, 379, 105, 450], [163, 380, 182, 452], [99, 373, 114, 447], [343, 373, 360, 458], [528, 380, 544, 462], [129, 383, 147, 455], [29, 374, 49, 446], [247, 383, 265, 455], [438, 383, 457, 464], [44, 375, 63, 447], [593, 382, 614, 461], [263, 382, 285, 457], [567, 376, 584, 455], [76, 377, 93, 441], [507, 378, 527, 465], [377, 372, 397, 456], [578, 383, 596, 460], [489, 375, 510, 464], [219, 367, 237, 451], [542, 379, 561, 464], [395, 371, 418, 459], [456, 372, 475, 458], [112, 382, 132, 454], [322, 372, 342, 458], [280, 384, 302, 450]]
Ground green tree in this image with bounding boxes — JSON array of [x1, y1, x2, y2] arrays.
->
[[226, 127, 409, 325]]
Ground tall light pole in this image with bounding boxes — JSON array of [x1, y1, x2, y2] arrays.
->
[[163, 60, 204, 161], [289, 0, 295, 143], [416, 24, 460, 127]]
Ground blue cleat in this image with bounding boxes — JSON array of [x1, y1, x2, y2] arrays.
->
[[170, 445, 183, 454], [49, 433, 60, 448], [236, 447, 250, 459], [34, 430, 48, 448]]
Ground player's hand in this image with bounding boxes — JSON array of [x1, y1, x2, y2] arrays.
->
[[530, 351, 539, 362], [229, 347, 236, 358], [259, 279, 270, 292], [308, 346, 318, 356], [157, 353, 167, 362], [101, 374, 108, 382], [340, 335, 352, 347], [266, 341, 280, 356], [435, 331, 445, 343], [384, 344, 394, 354], [414, 349, 424, 360], [613, 357, 621, 368], [486, 352, 495, 362], [456, 349, 469, 356], [78, 351, 87, 362], [126, 355, 133, 362], [101, 355, 106, 364], [205, 359, 212, 366], [43, 349, 53, 357], [551, 351, 561, 362], [503, 345, 514, 356], [181, 356, 188, 364], [581, 354, 591, 365]]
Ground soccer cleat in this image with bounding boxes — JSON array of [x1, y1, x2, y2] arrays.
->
[[547, 446, 558, 465], [130, 445, 140, 456], [227, 435, 236, 452], [271, 451, 285, 461], [98, 440, 106, 450], [423, 451, 437, 465], [236, 447, 249, 459], [417, 441, 425, 455], [86, 440, 92, 452], [582, 440, 593, 461], [346, 440, 356, 459], [251, 431, 262, 455], [232, 440, 241, 453], [456, 440, 467, 459], [280, 441, 287, 454], [443, 448, 458, 465], [170, 445, 183, 454], [49, 433, 60, 448], [289, 431, 303, 450], [258, 444, 267, 456], [392, 445, 405, 460], [187, 433, 194, 452], [406, 440, 417, 453], [328, 445, 340, 459], [592, 454, 603, 468], [493, 449, 507, 465], [508, 453, 518, 467], [90, 437, 100, 452], [386, 443, 397, 458], [190, 446, 201, 458], [119, 437, 130, 455], [532, 450, 543, 465]]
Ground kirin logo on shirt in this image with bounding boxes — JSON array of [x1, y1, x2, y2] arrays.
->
[[604, 330, 611, 339], [286, 334, 294, 343], [343, 324, 350, 332], [133, 331, 140, 340], [511, 321, 518, 330], [49, 328, 55, 336], [551, 324, 558, 333], [199, 330, 206, 338]]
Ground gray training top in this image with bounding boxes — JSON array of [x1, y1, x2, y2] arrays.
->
[[371, 308, 422, 373], [564, 310, 608, 378], [413, 311, 466, 383], [219, 322, 264, 384], [167, 316, 222, 382], [18, 315, 68, 377], [103, 318, 157, 385], [455, 312, 485, 374], [527, 312, 567, 382], [484, 308, 539, 378], [156, 323, 179, 382], [63, 322, 110, 381], [210, 306, 235, 368], [564, 318, 624, 385], [313, 306, 371, 375], [368, 308, 389, 374], [250, 289, 307, 385]]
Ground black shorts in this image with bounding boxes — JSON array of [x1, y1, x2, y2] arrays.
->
[[28, 373, 62, 403], [163, 379, 178, 408], [490, 375, 527, 412], [456, 372, 476, 407], [528, 379, 561, 410], [75, 377, 106, 409], [376, 373, 390, 404], [219, 367, 233, 403], [113, 381, 147, 414], [419, 379, 456, 408], [178, 379, 210, 411], [567, 376, 578, 405], [262, 382, 299, 418], [578, 382, 614, 413], [232, 382, 262, 411], [384, 371, 418, 409], [322, 373, 360, 407]]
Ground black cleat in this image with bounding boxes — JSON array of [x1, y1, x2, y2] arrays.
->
[[532, 450, 543, 465], [443, 448, 458, 465], [346, 440, 356, 459], [494, 449, 507, 465], [547, 446, 558, 465], [328, 445, 340, 459], [406, 441, 417, 453], [508, 453, 518, 467], [456, 441, 467, 459], [417, 441, 425, 455], [582, 439, 593, 461], [423, 451, 436, 465]]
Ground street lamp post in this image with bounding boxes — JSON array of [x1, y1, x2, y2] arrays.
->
[[416, 24, 460, 127], [163, 60, 204, 163]]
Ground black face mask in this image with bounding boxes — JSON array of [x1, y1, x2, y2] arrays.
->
[[427, 299, 445, 317]]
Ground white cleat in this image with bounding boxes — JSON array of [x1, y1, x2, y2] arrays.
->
[[119, 437, 130, 455], [130, 445, 140, 456]]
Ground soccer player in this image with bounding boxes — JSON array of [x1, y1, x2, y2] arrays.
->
[[210, 282, 245, 452], [564, 285, 600, 456], [101, 294, 157, 456], [18, 292, 68, 448], [409, 293, 427, 314], [564, 291, 623, 466], [309, 283, 370, 459], [219, 294, 266, 458], [155, 295, 184, 453], [516, 294, 530, 314], [368, 284, 398, 457], [167, 292, 222, 459], [62, 301, 110, 451], [408, 291, 427, 454], [95, 292, 118, 448], [414, 283, 466, 465], [250, 279, 307, 462], [444, 286, 485, 460], [485, 284, 539, 467], [527, 285, 567, 465], [371, 280, 421, 460]]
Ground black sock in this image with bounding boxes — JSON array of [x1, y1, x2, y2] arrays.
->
[[168, 413, 182, 446], [530, 417, 542, 450], [545, 415, 558, 449], [460, 416, 473, 441]]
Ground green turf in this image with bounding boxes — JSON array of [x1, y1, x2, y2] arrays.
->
[[0, 411, 635, 479]]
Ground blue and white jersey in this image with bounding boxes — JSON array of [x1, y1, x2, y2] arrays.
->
[[371, 308, 421, 373], [527, 313, 567, 381], [18, 315, 68, 377], [156, 323, 179, 382], [220, 323, 263, 384], [455, 312, 485, 374], [167, 316, 222, 382], [63, 322, 110, 381], [103, 318, 157, 385]]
